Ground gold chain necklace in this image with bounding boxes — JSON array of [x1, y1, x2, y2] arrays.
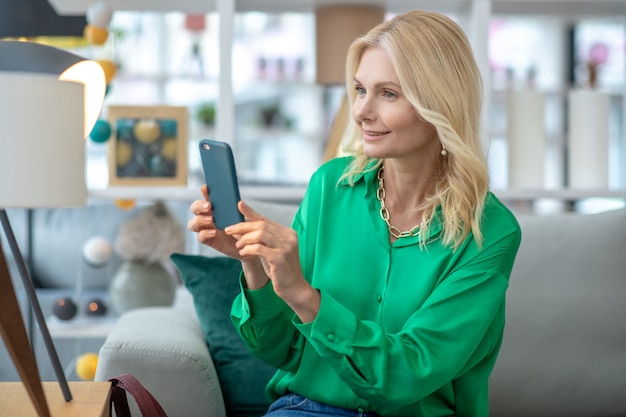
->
[[376, 167, 423, 239]]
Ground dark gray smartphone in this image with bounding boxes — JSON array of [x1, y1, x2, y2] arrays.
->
[[198, 139, 244, 229]]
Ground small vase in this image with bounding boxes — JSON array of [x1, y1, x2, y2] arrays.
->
[[109, 261, 177, 314]]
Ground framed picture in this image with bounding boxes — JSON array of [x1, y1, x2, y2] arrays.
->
[[108, 105, 188, 186]]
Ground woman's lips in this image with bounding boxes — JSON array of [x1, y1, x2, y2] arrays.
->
[[363, 129, 390, 140]]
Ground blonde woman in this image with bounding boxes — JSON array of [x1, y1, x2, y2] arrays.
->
[[189, 10, 521, 417]]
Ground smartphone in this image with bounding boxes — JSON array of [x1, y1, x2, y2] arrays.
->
[[198, 139, 244, 229]]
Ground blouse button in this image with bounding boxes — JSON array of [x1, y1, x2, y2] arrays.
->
[[376, 295, 382, 303], [327, 333, 335, 342]]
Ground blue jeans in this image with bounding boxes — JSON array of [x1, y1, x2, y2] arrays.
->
[[263, 393, 382, 417]]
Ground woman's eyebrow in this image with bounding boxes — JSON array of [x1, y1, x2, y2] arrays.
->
[[352, 77, 401, 90]]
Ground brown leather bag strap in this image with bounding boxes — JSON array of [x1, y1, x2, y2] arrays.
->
[[109, 383, 132, 417], [109, 373, 168, 417]]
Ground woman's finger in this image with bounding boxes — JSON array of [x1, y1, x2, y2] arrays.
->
[[238, 200, 264, 222], [190, 200, 212, 216], [224, 201, 270, 237], [187, 213, 214, 232]]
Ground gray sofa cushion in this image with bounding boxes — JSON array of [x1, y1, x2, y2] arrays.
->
[[489, 208, 626, 417], [95, 307, 226, 417]]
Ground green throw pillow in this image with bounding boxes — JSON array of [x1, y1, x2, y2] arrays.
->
[[170, 253, 275, 417]]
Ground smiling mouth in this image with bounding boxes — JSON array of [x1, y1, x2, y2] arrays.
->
[[363, 130, 390, 137]]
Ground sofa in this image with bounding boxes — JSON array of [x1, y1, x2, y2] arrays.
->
[[93, 200, 626, 417]]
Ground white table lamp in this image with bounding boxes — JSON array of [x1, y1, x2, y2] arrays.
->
[[0, 40, 105, 417]]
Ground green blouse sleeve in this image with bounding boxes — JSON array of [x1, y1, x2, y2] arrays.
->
[[230, 275, 307, 372]]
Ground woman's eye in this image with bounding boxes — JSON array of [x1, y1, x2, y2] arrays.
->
[[354, 85, 366, 96], [383, 90, 397, 99]]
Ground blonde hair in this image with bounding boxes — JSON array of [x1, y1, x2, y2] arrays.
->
[[340, 10, 489, 249]]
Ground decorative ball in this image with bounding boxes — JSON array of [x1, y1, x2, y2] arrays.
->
[[86, 1, 114, 28], [84, 24, 109, 45], [133, 119, 161, 144], [89, 119, 112, 144], [75, 352, 99, 381], [53, 297, 78, 321], [115, 119, 134, 140], [85, 299, 107, 317], [82, 236, 112, 267], [116, 141, 133, 166], [149, 155, 167, 176], [96, 59, 117, 85], [159, 119, 177, 137], [161, 138, 178, 161]]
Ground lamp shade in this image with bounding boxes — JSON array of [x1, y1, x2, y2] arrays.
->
[[0, 40, 106, 137], [0, 72, 86, 208]]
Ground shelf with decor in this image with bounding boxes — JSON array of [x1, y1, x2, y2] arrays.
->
[[88, 184, 309, 204], [489, 88, 624, 189], [50, 0, 626, 211], [495, 188, 626, 201], [88, 186, 626, 207]]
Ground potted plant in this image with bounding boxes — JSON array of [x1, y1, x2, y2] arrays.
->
[[196, 102, 216, 127]]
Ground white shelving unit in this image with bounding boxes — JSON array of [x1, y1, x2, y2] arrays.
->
[[87, 186, 626, 206], [88, 184, 309, 203], [51, 0, 626, 208]]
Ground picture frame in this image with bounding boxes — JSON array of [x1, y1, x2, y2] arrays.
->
[[108, 105, 188, 186]]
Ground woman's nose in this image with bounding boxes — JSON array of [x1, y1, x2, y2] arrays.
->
[[353, 97, 375, 122]]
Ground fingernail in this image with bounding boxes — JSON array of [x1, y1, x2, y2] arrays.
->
[[202, 202, 210, 210]]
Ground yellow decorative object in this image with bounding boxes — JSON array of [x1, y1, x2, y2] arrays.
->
[[84, 24, 109, 45], [161, 138, 178, 161], [133, 119, 161, 144], [97, 59, 117, 84], [115, 199, 137, 210], [75, 352, 99, 381], [116, 141, 133, 166]]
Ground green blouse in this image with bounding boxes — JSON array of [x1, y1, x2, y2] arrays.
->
[[231, 156, 521, 417]]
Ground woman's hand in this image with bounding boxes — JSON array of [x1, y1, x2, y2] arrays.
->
[[225, 201, 320, 322], [187, 185, 243, 260]]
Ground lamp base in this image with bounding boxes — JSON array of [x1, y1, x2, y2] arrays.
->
[[0, 209, 72, 403], [0, 241, 50, 417]]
